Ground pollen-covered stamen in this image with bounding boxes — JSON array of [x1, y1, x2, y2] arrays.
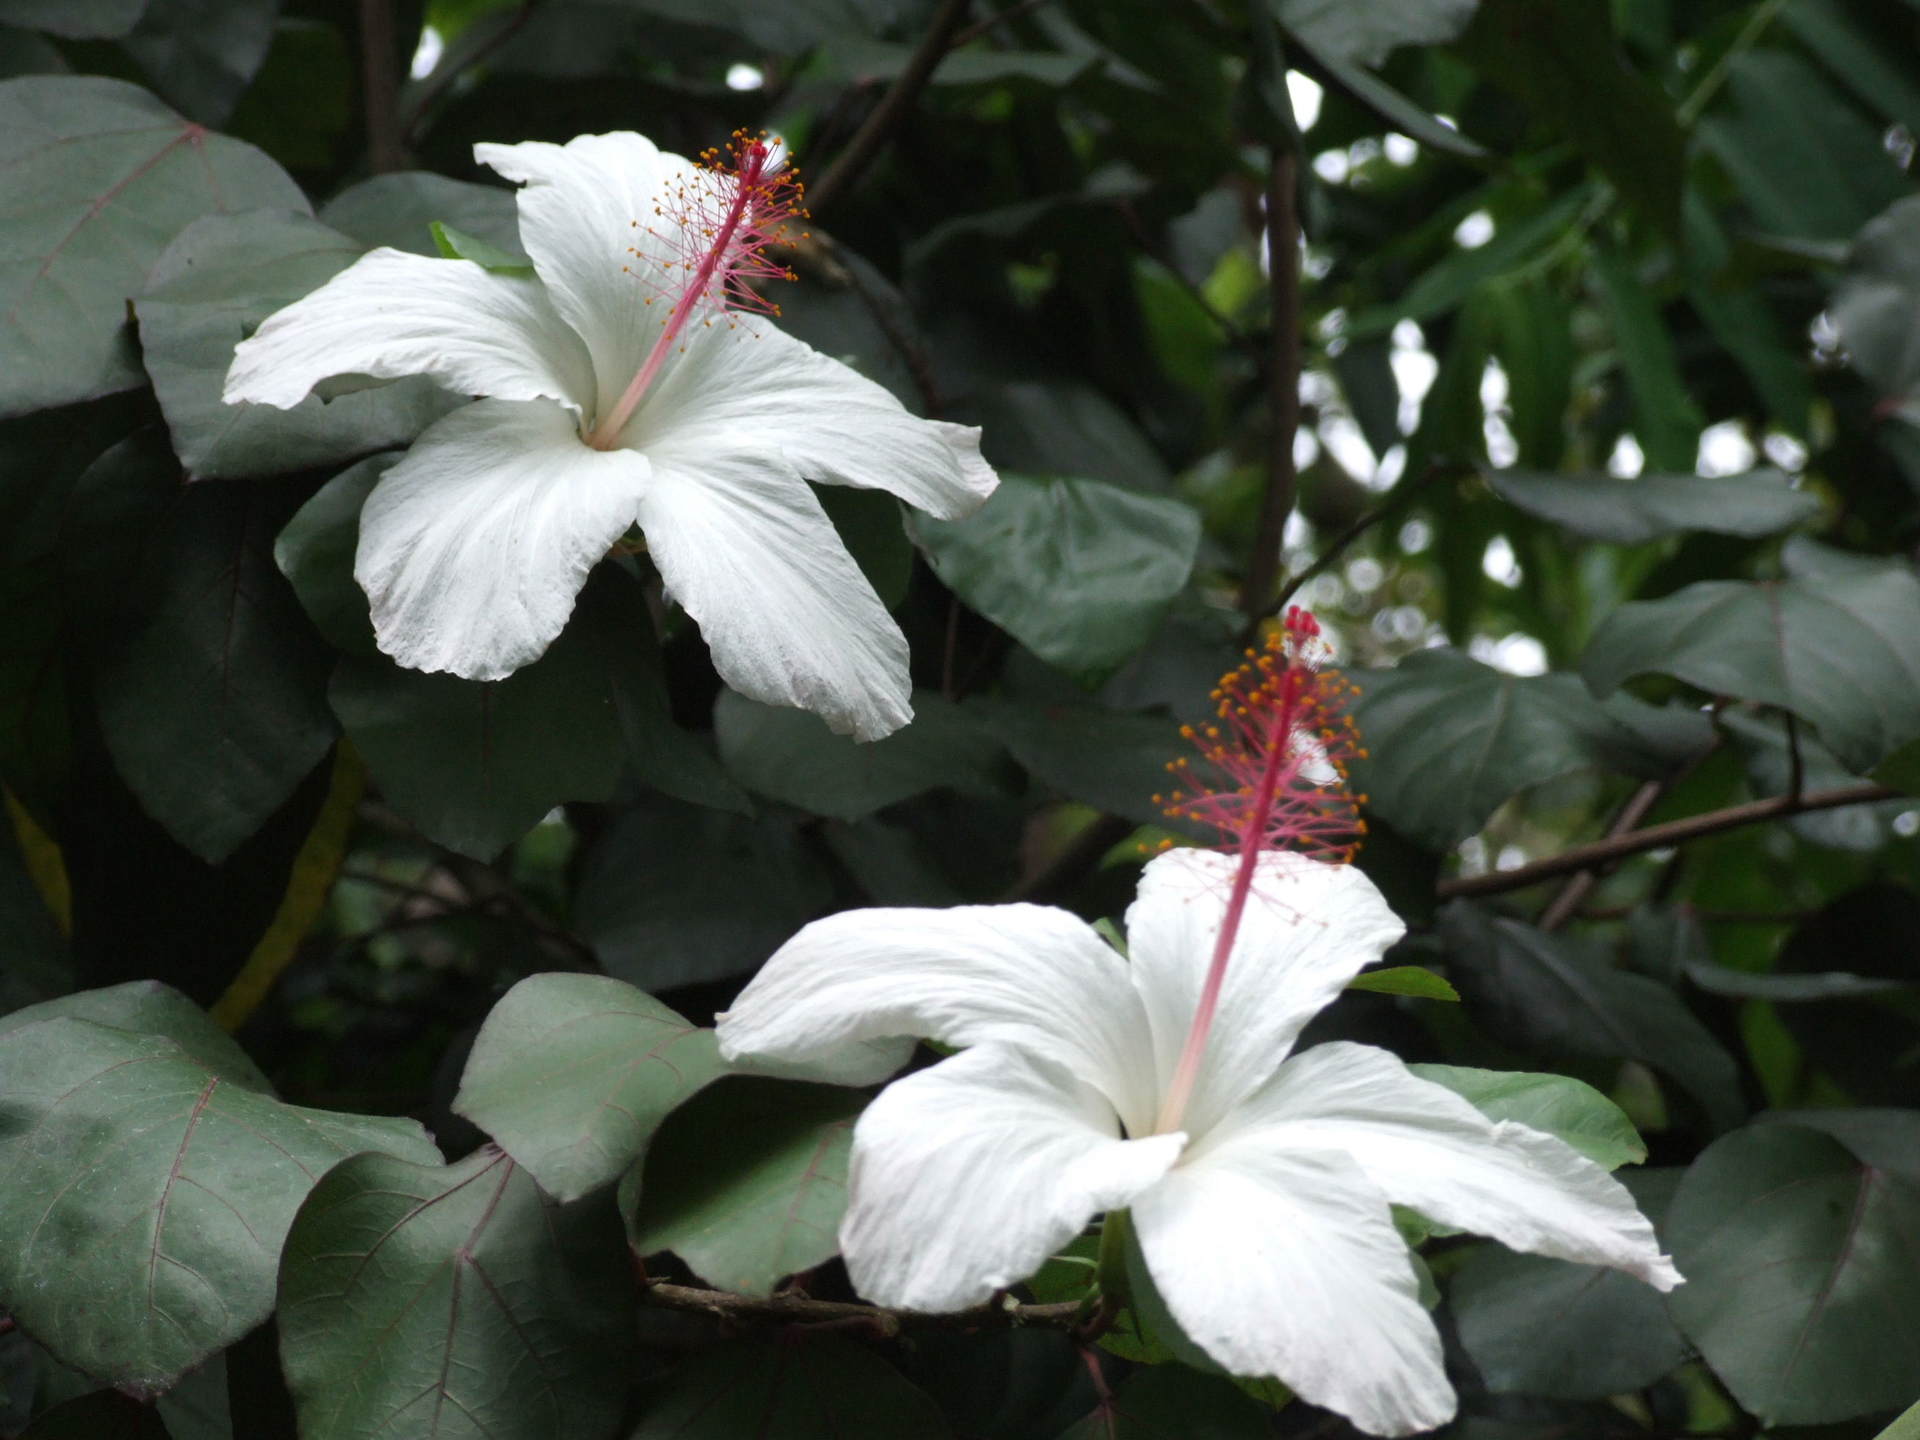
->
[[587, 130, 810, 450], [1150, 606, 1369, 1135]]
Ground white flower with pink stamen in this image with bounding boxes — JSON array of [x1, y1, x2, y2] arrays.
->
[[224, 130, 996, 741], [716, 610, 1680, 1436]]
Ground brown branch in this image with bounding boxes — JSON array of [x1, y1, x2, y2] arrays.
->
[[358, 0, 406, 173], [1437, 783, 1898, 900], [1241, 148, 1302, 635], [644, 1282, 1084, 1334], [806, 0, 975, 217], [1536, 778, 1664, 933]]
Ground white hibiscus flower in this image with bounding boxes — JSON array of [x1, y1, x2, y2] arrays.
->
[[224, 131, 996, 741], [715, 847, 1681, 1435]]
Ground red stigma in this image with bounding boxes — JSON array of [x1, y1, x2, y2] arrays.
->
[[1154, 607, 1368, 863]]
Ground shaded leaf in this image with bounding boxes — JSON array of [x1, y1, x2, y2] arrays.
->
[[631, 1076, 861, 1297], [0, 1014, 436, 1395], [1487, 469, 1819, 545], [1833, 195, 1920, 423], [1409, 1063, 1647, 1169], [1275, 0, 1477, 67], [714, 689, 1005, 821], [1581, 568, 1920, 774], [913, 473, 1201, 678], [0, 76, 305, 416], [1667, 1123, 1920, 1424], [968, 697, 1183, 828], [0, 0, 143, 38], [135, 210, 458, 480], [0, 979, 267, 1085], [1056, 1361, 1276, 1438], [95, 480, 336, 865], [629, 1337, 952, 1439], [122, 0, 279, 126], [574, 794, 833, 992], [1590, 248, 1705, 471], [454, 973, 725, 1203], [318, 170, 523, 260], [16, 1390, 170, 1439], [273, 453, 389, 655], [279, 1147, 632, 1440], [1438, 905, 1745, 1132]]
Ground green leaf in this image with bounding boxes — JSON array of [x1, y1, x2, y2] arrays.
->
[[0, 1014, 437, 1395], [273, 453, 389, 655], [319, 171, 524, 259], [1438, 905, 1745, 1133], [1056, 1362, 1278, 1438], [1347, 966, 1459, 1002], [279, 1147, 633, 1440], [0, 980, 268, 1085], [1407, 1063, 1646, 1168], [967, 698, 1184, 828], [1768, 885, 1920, 1107], [430, 219, 534, 274], [135, 210, 459, 479], [94, 480, 336, 865], [1581, 568, 1920, 774], [453, 972, 724, 1203], [1590, 247, 1706, 472], [714, 689, 1005, 821], [1487, 469, 1820, 545], [1872, 1399, 1920, 1440], [631, 1076, 862, 1296], [912, 473, 1201, 678], [1667, 1123, 1920, 1424], [329, 568, 645, 859], [0, 0, 142, 39], [1275, 0, 1477, 67], [1462, 0, 1684, 237], [1304, 45, 1487, 157], [0, 76, 306, 417], [1833, 195, 1920, 421], [1873, 734, 1920, 795], [574, 794, 833, 991], [16, 1390, 170, 1439], [1348, 649, 1711, 850], [629, 1337, 952, 1439], [121, 0, 278, 126], [817, 485, 915, 610]]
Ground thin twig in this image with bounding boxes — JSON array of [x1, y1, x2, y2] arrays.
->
[[401, 2, 534, 141], [1270, 462, 1448, 615], [1437, 783, 1898, 900], [807, 0, 975, 217], [1241, 147, 1302, 636], [1675, 0, 1788, 126], [951, 0, 1055, 48], [1536, 778, 1664, 933], [358, 0, 406, 173], [644, 1282, 1084, 1334]]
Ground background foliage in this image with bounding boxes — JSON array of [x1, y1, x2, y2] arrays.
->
[[3, 0, 1920, 1435]]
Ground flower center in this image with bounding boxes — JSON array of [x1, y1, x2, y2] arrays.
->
[[585, 131, 808, 450], [1150, 606, 1366, 1135]]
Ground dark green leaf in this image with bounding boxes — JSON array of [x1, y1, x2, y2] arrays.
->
[[629, 1337, 952, 1438], [453, 972, 725, 1203], [1276, 0, 1477, 66], [1349, 650, 1705, 850], [1408, 1063, 1646, 1168], [1487, 469, 1819, 545], [279, 1148, 632, 1440], [0, 0, 143, 37], [0, 76, 305, 416], [1348, 965, 1459, 1001], [1667, 1123, 1920, 1424], [135, 210, 459, 479], [714, 689, 1005, 821], [817, 485, 914, 611], [631, 1076, 862, 1297], [122, 0, 278, 125], [606, 0, 918, 51], [1439, 905, 1745, 1132], [0, 980, 268, 1085], [1873, 734, 1920, 795], [1683, 959, 1911, 1002], [1833, 195, 1920, 421], [16, 1390, 169, 1439], [913, 473, 1201, 678], [0, 1015, 436, 1394], [1581, 568, 1920, 774], [94, 481, 336, 865], [816, 39, 1096, 88], [967, 697, 1183, 828], [318, 171, 523, 260], [1590, 248, 1705, 472], [273, 453, 389, 655], [1770, 885, 1920, 1106], [1305, 45, 1487, 157], [574, 794, 833, 991], [1056, 1361, 1277, 1438], [1722, 708, 1900, 850], [1786, 0, 1920, 135]]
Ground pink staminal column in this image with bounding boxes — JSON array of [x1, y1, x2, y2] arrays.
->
[[1150, 607, 1369, 1135]]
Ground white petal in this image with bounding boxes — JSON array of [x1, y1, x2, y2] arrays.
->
[[634, 441, 910, 741], [842, 1043, 1185, 1312], [630, 320, 996, 519], [475, 133, 694, 420], [224, 248, 594, 413], [1224, 1042, 1682, 1288], [355, 398, 649, 679], [716, 902, 1160, 1134], [1133, 1141, 1453, 1437], [1124, 849, 1406, 1135]]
